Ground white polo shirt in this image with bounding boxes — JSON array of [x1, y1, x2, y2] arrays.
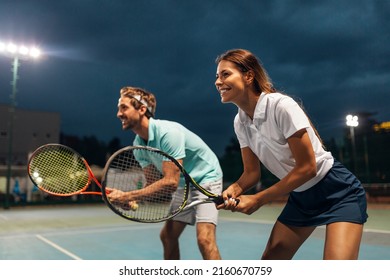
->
[[234, 92, 334, 192]]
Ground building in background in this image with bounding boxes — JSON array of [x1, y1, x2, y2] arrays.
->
[[0, 104, 60, 202]]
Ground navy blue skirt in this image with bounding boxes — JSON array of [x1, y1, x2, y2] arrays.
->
[[278, 160, 368, 227]]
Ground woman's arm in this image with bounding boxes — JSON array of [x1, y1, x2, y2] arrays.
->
[[218, 147, 261, 208], [259, 129, 317, 202], [228, 129, 317, 214]]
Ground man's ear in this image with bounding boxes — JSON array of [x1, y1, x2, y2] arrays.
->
[[139, 105, 148, 116]]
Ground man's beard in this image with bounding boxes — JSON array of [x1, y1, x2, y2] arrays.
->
[[122, 119, 138, 130]]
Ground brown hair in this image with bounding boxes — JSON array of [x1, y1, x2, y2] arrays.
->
[[120, 86, 156, 118], [215, 48, 275, 94], [216, 49, 324, 146]]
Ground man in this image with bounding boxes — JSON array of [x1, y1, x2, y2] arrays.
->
[[113, 86, 223, 260]]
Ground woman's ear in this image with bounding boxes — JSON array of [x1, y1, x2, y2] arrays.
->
[[245, 70, 255, 84]]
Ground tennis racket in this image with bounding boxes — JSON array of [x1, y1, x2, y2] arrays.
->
[[27, 143, 105, 197], [28, 144, 138, 212], [101, 145, 238, 223]]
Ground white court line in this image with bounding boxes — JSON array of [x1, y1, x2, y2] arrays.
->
[[0, 214, 8, 220], [220, 216, 274, 225], [35, 234, 82, 260], [0, 224, 161, 240], [40, 224, 161, 237], [363, 228, 390, 234], [220, 217, 390, 234]]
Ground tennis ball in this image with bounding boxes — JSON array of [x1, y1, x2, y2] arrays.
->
[[130, 201, 139, 211]]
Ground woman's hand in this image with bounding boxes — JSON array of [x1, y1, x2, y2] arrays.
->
[[230, 194, 262, 215], [218, 186, 264, 215], [216, 182, 243, 210]]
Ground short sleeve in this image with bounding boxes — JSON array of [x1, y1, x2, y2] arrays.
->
[[233, 114, 249, 148], [275, 97, 311, 138], [160, 128, 186, 160]]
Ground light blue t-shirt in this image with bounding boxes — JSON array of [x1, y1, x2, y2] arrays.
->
[[133, 118, 222, 186]]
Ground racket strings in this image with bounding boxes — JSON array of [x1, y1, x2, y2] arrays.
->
[[28, 145, 90, 195], [104, 148, 187, 222]]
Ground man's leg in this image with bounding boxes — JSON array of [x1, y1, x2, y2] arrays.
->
[[196, 222, 221, 260], [160, 220, 187, 260]]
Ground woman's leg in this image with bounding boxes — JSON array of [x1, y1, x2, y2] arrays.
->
[[323, 222, 363, 259], [262, 221, 316, 260]]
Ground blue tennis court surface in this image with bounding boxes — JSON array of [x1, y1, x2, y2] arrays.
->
[[1, 204, 389, 260]]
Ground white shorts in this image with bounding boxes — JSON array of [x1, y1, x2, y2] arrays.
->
[[171, 179, 223, 226]]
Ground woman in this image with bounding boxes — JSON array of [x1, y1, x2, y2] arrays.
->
[[214, 49, 368, 260]]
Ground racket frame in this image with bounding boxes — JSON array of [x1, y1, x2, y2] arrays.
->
[[27, 143, 102, 196], [101, 145, 223, 222]]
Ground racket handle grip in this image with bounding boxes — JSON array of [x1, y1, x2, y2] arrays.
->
[[215, 196, 240, 206]]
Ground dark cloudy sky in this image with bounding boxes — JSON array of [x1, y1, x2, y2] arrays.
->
[[0, 0, 389, 156]]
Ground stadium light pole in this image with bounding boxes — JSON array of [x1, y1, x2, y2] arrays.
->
[[0, 41, 41, 209], [346, 114, 359, 174]]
